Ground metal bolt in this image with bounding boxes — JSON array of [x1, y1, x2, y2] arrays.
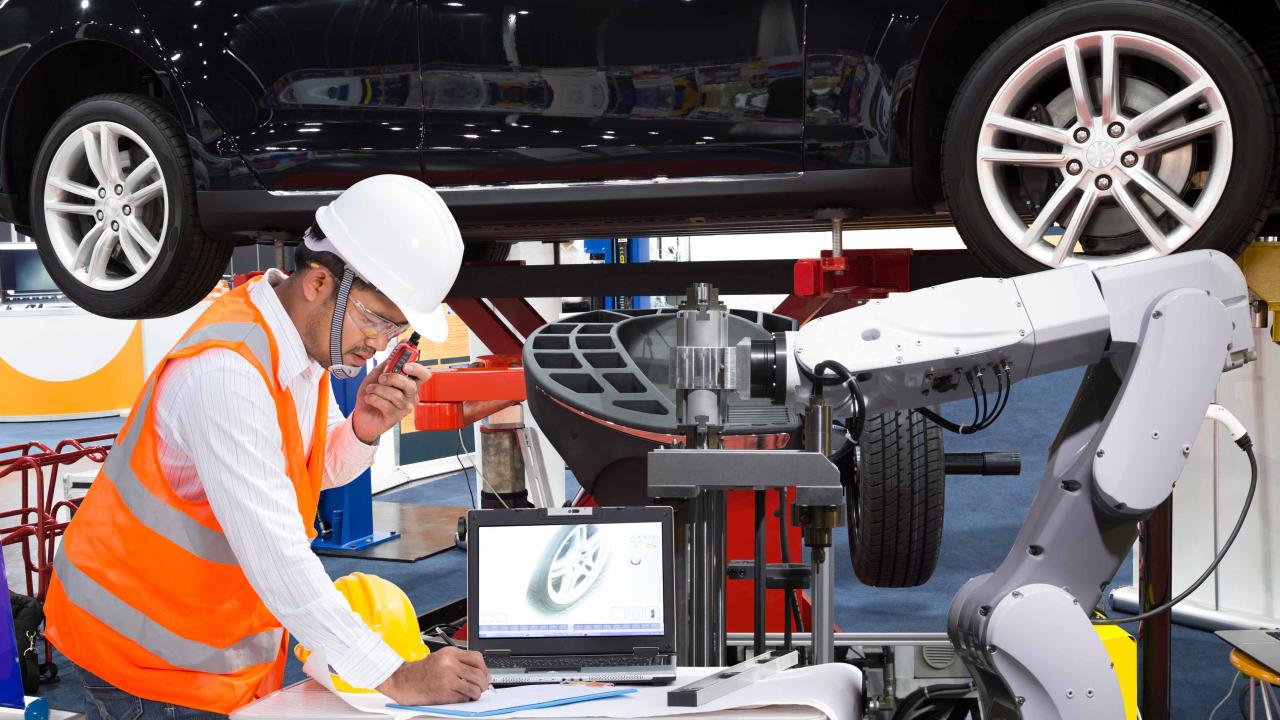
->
[[1152, 431, 1160, 439], [954, 348, 961, 355], [1097, 449, 1106, 458], [114, 184, 124, 196], [1074, 128, 1090, 143], [95, 210, 104, 221], [1108, 122, 1125, 138], [987, 645, 998, 654], [1087, 689, 1095, 698], [1122, 152, 1138, 167], [1019, 329, 1026, 337], [123, 205, 132, 216], [1066, 690, 1075, 699], [110, 220, 119, 231], [1152, 310, 1163, 319], [1095, 175, 1112, 191], [896, 357, 903, 364], [97, 187, 107, 198], [1182, 445, 1192, 457], [1066, 159, 1083, 175], [1011, 590, 1023, 599], [1017, 697, 1026, 706]]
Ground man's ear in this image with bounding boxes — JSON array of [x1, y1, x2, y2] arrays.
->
[[300, 266, 331, 303]]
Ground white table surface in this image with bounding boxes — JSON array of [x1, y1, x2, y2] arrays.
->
[[232, 679, 829, 720]]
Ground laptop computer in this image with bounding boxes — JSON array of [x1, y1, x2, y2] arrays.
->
[[1216, 629, 1280, 673], [467, 505, 677, 686]]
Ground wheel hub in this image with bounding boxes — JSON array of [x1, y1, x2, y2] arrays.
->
[[1084, 140, 1117, 169]]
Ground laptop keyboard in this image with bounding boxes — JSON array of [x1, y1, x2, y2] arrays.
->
[[488, 655, 659, 669]]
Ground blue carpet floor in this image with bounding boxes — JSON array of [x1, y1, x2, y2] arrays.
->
[[12, 370, 1243, 717]]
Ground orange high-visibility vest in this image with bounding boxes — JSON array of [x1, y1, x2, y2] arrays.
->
[[45, 280, 331, 714]]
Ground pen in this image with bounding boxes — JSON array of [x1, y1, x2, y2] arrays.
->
[[437, 630, 464, 649]]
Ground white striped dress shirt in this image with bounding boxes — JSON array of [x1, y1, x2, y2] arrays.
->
[[151, 269, 403, 691]]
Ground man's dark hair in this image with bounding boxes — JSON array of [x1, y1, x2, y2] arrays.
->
[[293, 226, 376, 293]]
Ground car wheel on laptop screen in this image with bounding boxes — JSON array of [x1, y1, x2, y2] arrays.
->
[[30, 94, 231, 318], [944, 0, 1277, 276], [528, 524, 611, 612]]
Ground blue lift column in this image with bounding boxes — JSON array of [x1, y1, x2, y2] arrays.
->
[[582, 238, 651, 309], [311, 365, 399, 552]]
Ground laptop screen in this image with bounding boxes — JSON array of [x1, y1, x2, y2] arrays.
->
[[475, 521, 665, 640]]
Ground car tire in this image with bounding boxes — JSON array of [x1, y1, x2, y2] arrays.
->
[[845, 410, 945, 588], [30, 94, 231, 318], [943, 0, 1278, 275], [527, 524, 610, 613]]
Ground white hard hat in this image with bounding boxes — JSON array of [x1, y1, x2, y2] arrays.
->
[[312, 175, 464, 342]]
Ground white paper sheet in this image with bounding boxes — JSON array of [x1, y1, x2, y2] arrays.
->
[[301, 656, 861, 720]]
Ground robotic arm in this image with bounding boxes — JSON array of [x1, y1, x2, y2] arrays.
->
[[745, 249, 1253, 719]]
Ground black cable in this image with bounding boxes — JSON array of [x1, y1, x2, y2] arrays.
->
[[808, 360, 867, 441], [454, 430, 477, 508], [1095, 435, 1258, 625], [890, 683, 974, 720], [975, 370, 990, 426], [918, 362, 1015, 435], [776, 487, 804, 636]]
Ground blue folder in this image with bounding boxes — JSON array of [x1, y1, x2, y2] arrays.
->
[[388, 687, 637, 718]]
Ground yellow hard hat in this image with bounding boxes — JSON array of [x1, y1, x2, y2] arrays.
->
[[294, 573, 430, 693]]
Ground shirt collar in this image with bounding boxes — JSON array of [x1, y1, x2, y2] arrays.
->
[[251, 269, 326, 387]]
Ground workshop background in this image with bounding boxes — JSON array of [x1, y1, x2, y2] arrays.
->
[[2, 226, 1268, 717]]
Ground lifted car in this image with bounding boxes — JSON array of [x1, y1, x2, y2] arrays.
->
[[1, 0, 1276, 317]]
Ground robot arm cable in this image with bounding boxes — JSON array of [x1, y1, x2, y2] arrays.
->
[[916, 362, 1013, 435], [1094, 405, 1258, 625]]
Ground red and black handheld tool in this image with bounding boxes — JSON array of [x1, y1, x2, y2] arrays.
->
[[387, 332, 421, 374]]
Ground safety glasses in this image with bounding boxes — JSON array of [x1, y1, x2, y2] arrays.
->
[[350, 296, 410, 341]]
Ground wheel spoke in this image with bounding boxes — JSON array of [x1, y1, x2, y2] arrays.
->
[[1053, 187, 1100, 266], [48, 177, 99, 200], [124, 156, 158, 194], [978, 148, 1066, 167], [116, 223, 149, 273], [72, 222, 106, 272], [1135, 111, 1227, 154], [1020, 176, 1081, 248], [99, 124, 122, 187], [46, 201, 97, 216], [985, 114, 1072, 146], [1100, 33, 1120, 123], [1112, 180, 1172, 254], [81, 127, 109, 187], [122, 216, 159, 255], [1129, 80, 1210, 136], [1063, 39, 1094, 126], [1126, 167, 1197, 227], [86, 229, 118, 284], [130, 180, 165, 208]]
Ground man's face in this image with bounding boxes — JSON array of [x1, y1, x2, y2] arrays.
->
[[340, 286, 408, 367]]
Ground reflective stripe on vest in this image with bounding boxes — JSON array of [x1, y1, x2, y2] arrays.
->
[[53, 553, 283, 674], [95, 321, 273, 567]]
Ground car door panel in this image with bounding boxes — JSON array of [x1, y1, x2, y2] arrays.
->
[[135, 0, 423, 191], [420, 0, 803, 187]]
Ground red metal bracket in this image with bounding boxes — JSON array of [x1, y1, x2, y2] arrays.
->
[[415, 355, 526, 431], [776, 249, 913, 325]]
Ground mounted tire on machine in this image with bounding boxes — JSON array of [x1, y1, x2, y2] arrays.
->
[[841, 410, 945, 588]]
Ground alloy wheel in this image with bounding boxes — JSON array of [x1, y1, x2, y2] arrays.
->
[[976, 31, 1232, 268], [42, 121, 170, 292]]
